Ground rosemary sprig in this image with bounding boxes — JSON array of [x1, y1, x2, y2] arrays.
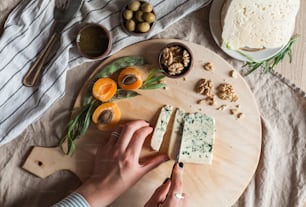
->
[[59, 99, 98, 155], [242, 36, 299, 75]]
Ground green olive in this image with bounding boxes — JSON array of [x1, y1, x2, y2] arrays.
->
[[123, 9, 133, 20], [125, 19, 136, 32], [135, 10, 144, 22], [137, 22, 150, 32], [143, 12, 155, 23], [128, 1, 141, 11], [141, 2, 153, 12]]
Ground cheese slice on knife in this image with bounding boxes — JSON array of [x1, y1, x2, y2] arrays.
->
[[150, 105, 174, 151], [221, 0, 300, 50], [178, 112, 216, 164]]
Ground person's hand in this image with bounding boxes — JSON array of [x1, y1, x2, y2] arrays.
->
[[76, 120, 169, 207], [145, 162, 187, 207]]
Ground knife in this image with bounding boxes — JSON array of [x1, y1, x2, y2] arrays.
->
[[22, 0, 84, 87]]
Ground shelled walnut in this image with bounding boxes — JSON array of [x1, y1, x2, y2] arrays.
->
[[237, 112, 244, 119], [230, 70, 238, 78], [217, 83, 239, 102], [195, 78, 214, 98], [203, 62, 214, 71], [168, 63, 184, 75], [217, 104, 227, 111]]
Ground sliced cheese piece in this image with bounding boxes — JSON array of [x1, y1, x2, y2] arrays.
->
[[221, 0, 300, 50], [178, 112, 216, 164], [168, 108, 185, 160], [150, 105, 174, 151]]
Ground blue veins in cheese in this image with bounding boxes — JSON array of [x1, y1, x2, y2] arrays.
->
[[151, 105, 174, 151], [178, 112, 216, 164], [168, 108, 185, 160], [151, 105, 216, 165]]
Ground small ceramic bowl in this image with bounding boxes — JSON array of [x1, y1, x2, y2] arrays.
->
[[120, 0, 156, 36], [76, 23, 112, 60], [158, 42, 193, 78]]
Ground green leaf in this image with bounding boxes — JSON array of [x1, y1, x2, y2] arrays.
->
[[147, 75, 165, 84], [79, 103, 95, 136], [288, 48, 293, 63], [67, 137, 76, 156], [141, 83, 166, 89], [111, 89, 140, 100], [59, 100, 97, 155], [141, 69, 166, 89], [96, 56, 146, 78]]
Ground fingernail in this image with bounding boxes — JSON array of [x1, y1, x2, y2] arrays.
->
[[163, 177, 170, 184], [178, 162, 184, 168], [144, 120, 152, 127]]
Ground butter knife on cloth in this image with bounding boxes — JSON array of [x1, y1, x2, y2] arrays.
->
[[22, 0, 84, 87]]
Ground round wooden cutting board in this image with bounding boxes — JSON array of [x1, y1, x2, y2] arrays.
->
[[23, 39, 262, 207]]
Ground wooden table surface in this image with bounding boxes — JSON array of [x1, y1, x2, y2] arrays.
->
[[0, 0, 305, 92], [277, 0, 306, 92]]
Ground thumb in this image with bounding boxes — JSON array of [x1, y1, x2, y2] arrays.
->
[[144, 178, 171, 207]]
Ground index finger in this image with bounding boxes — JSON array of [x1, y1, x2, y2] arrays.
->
[[117, 120, 150, 151]]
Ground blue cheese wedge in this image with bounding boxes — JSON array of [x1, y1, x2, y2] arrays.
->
[[151, 105, 174, 151], [178, 112, 216, 164], [168, 108, 185, 160]]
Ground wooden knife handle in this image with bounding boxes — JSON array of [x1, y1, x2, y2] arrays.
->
[[22, 32, 58, 87]]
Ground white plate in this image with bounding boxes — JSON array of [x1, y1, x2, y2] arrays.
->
[[209, 0, 283, 62]]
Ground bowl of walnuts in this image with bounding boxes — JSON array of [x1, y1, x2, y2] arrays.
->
[[159, 42, 193, 78], [121, 0, 156, 35]]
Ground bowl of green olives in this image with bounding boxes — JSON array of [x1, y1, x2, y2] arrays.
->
[[121, 1, 156, 36]]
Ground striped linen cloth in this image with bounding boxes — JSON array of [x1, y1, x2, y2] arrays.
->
[[51, 192, 90, 207], [0, 0, 211, 145]]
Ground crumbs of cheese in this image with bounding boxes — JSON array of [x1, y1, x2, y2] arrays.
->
[[221, 0, 300, 50], [178, 112, 215, 164], [168, 108, 185, 160], [150, 105, 174, 151]]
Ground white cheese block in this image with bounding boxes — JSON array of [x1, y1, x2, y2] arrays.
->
[[150, 105, 174, 151], [221, 0, 300, 50], [178, 112, 216, 164], [168, 108, 185, 160]]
